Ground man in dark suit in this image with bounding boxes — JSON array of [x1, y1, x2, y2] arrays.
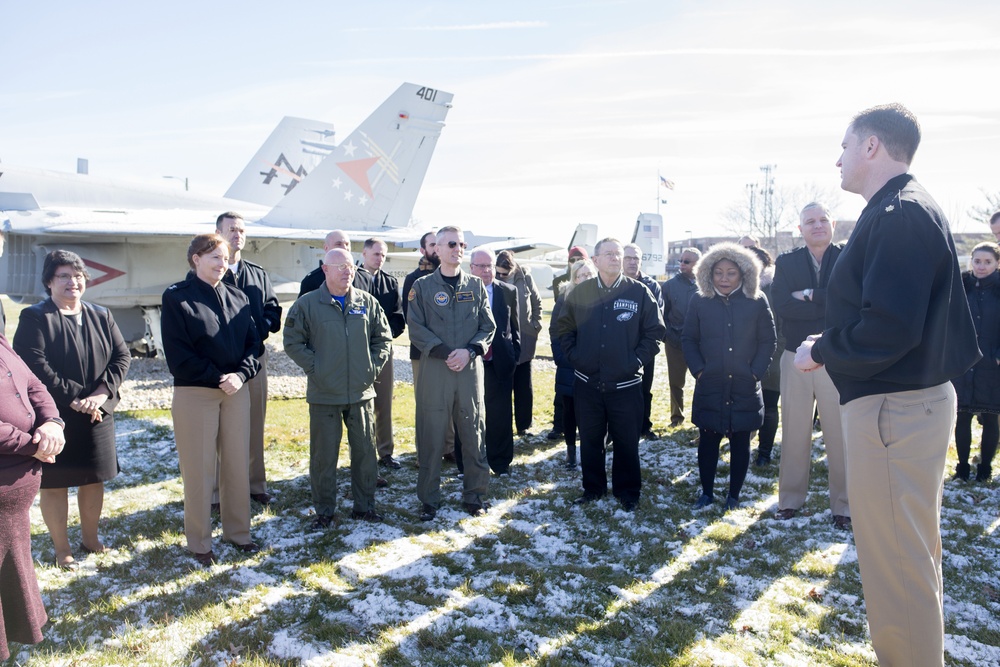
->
[[469, 248, 520, 474]]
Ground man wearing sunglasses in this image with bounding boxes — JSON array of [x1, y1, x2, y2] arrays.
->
[[408, 226, 496, 521], [662, 248, 701, 427]]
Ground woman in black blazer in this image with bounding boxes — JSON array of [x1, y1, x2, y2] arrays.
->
[[13, 250, 130, 569]]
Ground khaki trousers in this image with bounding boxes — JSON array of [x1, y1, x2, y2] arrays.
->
[[840, 382, 954, 667], [373, 348, 395, 459], [248, 350, 269, 494], [212, 351, 268, 502], [778, 351, 849, 515], [173, 385, 251, 554]]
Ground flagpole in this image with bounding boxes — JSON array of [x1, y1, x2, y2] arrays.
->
[[657, 171, 661, 215]]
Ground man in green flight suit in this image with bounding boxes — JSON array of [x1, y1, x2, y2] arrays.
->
[[407, 226, 496, 521]]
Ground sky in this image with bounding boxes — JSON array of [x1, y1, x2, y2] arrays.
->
[[4, 0, 1000, 246]]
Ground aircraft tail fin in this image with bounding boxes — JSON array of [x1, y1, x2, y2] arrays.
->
[[632, 213, 666, 278], [224, 117, 336, 207], [262, 83, 453, 230], [568, 223, 599, 256]]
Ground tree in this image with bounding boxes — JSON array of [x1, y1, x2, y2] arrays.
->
[[968, 189, 1000, 225]]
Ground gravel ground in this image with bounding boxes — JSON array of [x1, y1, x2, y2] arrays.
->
[[118, 338, 556, 412]]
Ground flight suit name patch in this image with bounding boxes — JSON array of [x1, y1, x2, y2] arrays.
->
[[455, 291, 474, 303]]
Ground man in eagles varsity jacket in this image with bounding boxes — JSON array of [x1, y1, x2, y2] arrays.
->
[[556, 237, 665, 512]]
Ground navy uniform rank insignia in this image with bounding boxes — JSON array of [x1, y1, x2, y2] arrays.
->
[[455, 291, 474, 303], [434, 291, 450, 306]]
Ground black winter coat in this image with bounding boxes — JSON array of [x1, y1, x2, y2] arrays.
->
[[682, 289, 775, 433], [549, 295, 575, 396], [952, 270, 1000, 413]]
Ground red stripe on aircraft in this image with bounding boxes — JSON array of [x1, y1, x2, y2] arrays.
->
[[83, 259, 126, 287]]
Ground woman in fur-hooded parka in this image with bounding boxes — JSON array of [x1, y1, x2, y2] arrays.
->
[[682, 242, 776, 505]]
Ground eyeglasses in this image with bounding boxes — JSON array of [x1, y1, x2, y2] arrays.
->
[[324, 263, 354, 272], [470, 263, 493, 270], [446, 241, 467, 249], [54, 272, 86, 282], [679, 259, 695, 264], [495, 270, 510, 279], [568, 257, 582, 264]]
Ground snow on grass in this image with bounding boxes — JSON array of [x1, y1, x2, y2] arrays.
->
[[19, 409, 1000, 666]]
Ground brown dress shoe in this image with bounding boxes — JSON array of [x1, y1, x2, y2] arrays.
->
[[193, 551, 217, 566], [775, 508, 798, 520], [833, 515, 852, 530]]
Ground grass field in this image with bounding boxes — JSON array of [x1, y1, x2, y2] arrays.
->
[[9, 363, 1000, 666]]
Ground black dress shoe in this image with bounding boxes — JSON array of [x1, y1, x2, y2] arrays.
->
[[309, 514, 335, 531], [754, 453, 771, 466], [693, 494, 714, 509], [379, 455, 402, 470], [641, 430, 659, 441], [376, 476, 389, 488], [463, 502, 490, 517], [573, 492, 604, 505], [250, 492, 273, 505], [352, 509, 384, 522], [833, 515, 852, 530], [621, 499, 638, 512], [193, 551, 217, 566], [419, 504, 437, 522], [546, 430, 564, 441], [210, 503, 221, 514], [233, 541, 261, 553]]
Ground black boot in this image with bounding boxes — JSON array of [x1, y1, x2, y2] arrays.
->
[[953, 462, 971, 481], [976, 463, 992, 482], [565, 444, 577, 469]]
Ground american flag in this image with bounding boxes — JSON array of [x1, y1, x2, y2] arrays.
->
[[642, 224, 659, 238], [659, 175, 675, 190]]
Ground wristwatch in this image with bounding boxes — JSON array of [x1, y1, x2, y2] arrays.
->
[[803, 288, 814, 301], [45, 417, 66, 428], [467, 347, 478, 360]]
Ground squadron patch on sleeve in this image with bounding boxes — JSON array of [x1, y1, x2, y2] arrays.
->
[[434, 291, 450, 306], [408, 288, 416, 302]]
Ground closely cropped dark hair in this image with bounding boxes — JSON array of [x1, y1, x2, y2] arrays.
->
[[363, 238, 385, 249], [850, 103, 921, 165], [215, 211, 244, 229], [187, 233, 229, 269], [42, 250, 90, 295], [989, 211, 1000, 226], [420, 231, 436, 249], [747, 246, 773, 269]]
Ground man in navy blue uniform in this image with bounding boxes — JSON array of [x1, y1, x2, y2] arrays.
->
[[795, 103, 979, 666]]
